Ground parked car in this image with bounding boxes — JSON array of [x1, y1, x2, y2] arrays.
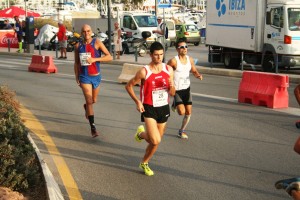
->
[[175, 23, 200, 46]]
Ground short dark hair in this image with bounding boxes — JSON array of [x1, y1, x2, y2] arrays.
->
[[175, 37, 187, 48], [149, 41, 164, 54]]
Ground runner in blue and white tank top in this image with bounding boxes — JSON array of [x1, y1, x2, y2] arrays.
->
[[167, 38, 203, 139]]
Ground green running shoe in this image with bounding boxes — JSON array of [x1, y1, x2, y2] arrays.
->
[[135, 125, 145, 142], [139, 163, 154, 176]]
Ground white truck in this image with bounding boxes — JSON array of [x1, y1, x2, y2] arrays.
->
[[206, 0, 300, 72]]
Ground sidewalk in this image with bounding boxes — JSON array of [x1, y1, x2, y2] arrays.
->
[[1, 47, 300, 83]]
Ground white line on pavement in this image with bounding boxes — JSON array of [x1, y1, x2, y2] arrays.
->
[[54, 73, 300, 117]]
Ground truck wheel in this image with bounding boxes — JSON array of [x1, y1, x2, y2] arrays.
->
[[224, 52, 240, 69], [194, 42, 200, 46], [262, 55, 275, 72]]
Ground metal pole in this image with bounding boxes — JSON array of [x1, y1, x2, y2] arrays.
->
[[39, 40, 41, 55], [135, 47, 138, 62], [276, 54, 279, 74], [8, 39, 10, 52], [241, 51, 244, 71], [112, 44, 115, 60], [55, 43, 58, 58], [163, 8, 166, 63], [25, 1, 27, 17], [107, 0, 112, 53], [209, 46, 213, 68], [155, 0, 158, 16]]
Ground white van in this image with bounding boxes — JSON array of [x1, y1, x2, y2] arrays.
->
[[120, 12, 158, 43], [120, 12, 171, 46]]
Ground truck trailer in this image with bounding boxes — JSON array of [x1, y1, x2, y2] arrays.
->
[[206, 0, 300, 72]]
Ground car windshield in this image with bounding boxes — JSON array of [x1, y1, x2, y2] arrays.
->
[[185, 25, 198, 31], [288, 8, 300, 31], [134, 16, 157, 27], [175, 25, 182, 31]]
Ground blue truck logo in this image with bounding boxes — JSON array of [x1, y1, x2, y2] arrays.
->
[[216, 0, 246, 17], [216, 0, 226, 17]]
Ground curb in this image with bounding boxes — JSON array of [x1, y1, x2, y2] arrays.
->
[[27, 134, 64, 200]]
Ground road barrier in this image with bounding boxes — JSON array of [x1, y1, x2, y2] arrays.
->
[[238, 71, 289, 108], [118, 63, 143, 84], [28, 55, 58, 73]]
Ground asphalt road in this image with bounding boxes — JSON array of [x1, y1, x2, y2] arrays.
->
[[1, 55, 300, 200]]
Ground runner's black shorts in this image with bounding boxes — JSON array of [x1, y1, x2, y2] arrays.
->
[[141, 104, 170, 123], [173, 87, 192, 106]]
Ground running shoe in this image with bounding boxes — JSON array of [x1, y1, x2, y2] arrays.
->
[[91, 128, 99, 138], [286, 182, 300, 195], [275, 177, 300, 190], [177, 130, 188, 139], [135, 125, 145, 142], [139, 163, 154, 176]]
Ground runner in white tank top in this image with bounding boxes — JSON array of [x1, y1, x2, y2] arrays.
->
[[173, 55, 192, 91], [167, 38, 203, 139]]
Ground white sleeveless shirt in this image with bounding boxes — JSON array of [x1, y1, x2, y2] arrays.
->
[[174, 55, 191, 90]]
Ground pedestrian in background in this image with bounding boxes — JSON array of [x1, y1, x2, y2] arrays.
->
[[113, 22, 122, 59], [74, 24, 112, 138], [57, 20, 67, 59], [167, 38, 203, 139], [152, 16, 167, 44], [125, 41, 175, 176], [3, 19, 12, 30], [34, 27, 39, 39], [14, 16, 23, 53]]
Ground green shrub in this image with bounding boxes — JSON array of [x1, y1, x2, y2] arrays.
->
[[0, 86, 43, 193]]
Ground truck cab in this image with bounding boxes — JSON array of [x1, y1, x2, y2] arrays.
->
[[263, 1, 300, 71]]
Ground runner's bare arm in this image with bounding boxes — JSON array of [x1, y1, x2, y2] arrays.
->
[[125, 68, 146, 112], [294, 85, 300, 106], [74, 43, 80, 85], [167, 65, 176, 96], [190, 57, 202, 80], [167, 58, 177, 70]]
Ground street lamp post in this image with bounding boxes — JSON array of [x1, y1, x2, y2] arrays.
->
[[24, 0, 28, 17], [57, 0, 64, 20]]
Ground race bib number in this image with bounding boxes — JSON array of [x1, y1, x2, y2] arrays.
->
[[178, 77, 190, 90], [79, 53, 91, 66], [152, 89, 168, 107], [16, 27, 19, 31]]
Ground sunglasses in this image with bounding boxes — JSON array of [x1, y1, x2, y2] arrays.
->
[[177, 45, 188, 49]]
